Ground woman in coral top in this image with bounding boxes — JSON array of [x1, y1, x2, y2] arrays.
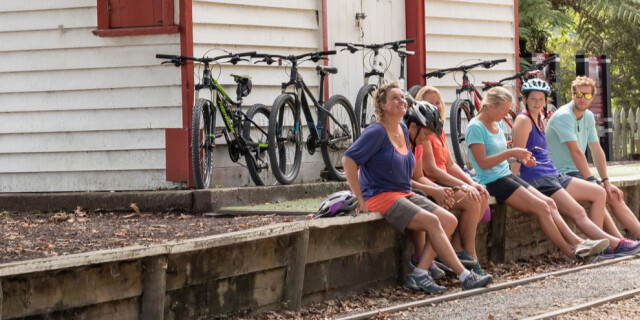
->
[[342, 82, 492, 294], [414, 86, 490, 275]]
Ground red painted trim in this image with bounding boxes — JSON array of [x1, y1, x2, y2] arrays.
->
[[165, 0, 194, 184], [322, 0, 329, 102], [97, 1, 109, 29], [405, 0, 426, 87], [92, 26, 179, 37], [163, 0, 174, 27]]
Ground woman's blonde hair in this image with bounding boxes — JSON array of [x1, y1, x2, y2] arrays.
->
[[415, 86, 445, 119], [373, 82, 400, 121], [479, 87, 513, 114]]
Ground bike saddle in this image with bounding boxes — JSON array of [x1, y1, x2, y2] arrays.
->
[[231, 74, 251, 83], [316, 65, 338, 74]]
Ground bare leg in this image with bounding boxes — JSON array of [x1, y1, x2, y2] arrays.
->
[[504, 187, 575, 257], [526, 186, 583, 245], [406, 210, 465, 275], [602, 208, 624, 238], [608, 196, 640, 238], [412, 208, 457, 270], [565, 178, 607, 228], [552, 188, 619, 247], [450, 191, 484, 259]]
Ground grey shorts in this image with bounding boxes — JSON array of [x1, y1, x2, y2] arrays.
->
[[384, 193, 439, 233], [529, 173, 573, 197]]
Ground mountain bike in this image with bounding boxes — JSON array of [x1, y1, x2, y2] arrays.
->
[[482, 54, 559, 119], [156, 51, 276, 188], [417, 59, 510, 171], [334, 39, 414, 130], [254, 51, 359, 185]]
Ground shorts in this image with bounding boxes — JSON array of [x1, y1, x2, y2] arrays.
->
[[566, 171, 584, 179], [528, 173, 573, 197], [485, 174, 531, 204], [384, 193, 439, 233]]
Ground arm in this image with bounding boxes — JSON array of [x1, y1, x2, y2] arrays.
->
[[510, 115, 533, 175], [589, 142, 623, 201], [566, 140, 592, 180], [412, 152, 455, 209], [342, 156, 367, 213], [421, 139, 466, 187], [469, 144, 530, 170]]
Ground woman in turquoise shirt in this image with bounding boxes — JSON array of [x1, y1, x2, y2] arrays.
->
[[466, 87, 608, 261]]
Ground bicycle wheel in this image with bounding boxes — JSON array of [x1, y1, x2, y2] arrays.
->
[[243, 103, 276, 186], [320, 95, 359, 181], [354, 84, 377, 130], [503, 110, 518, 146], [268, 94, 302, 185], [408, 85, 423, 98], [449, 99, 475, 171], [191, 98, 215, 189]]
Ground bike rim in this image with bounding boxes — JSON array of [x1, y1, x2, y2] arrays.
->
[[325, 101, 355, 176]]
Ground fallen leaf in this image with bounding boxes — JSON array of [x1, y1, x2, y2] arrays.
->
[[129, 203, 141, 215]]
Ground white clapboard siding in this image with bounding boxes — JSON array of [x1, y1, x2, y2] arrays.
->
[[0, 28, 179, 52], [0, 44, 181, 73], [0, 86, 181, 113], [425, 0, 516, 132], [0, 1, 182, 192], [0, 130, 166, 154], [326, 0, 406, 100], [0, 171, 174, 193]]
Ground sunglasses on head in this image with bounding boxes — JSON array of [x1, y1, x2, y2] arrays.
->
[[573, 91, 593, 100]]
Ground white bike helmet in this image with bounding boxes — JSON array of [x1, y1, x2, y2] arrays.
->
[[521, 78, 552, 95], [315, 191, 358, 218]]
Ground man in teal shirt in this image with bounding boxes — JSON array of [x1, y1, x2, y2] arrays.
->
[[547, 76, 640, 239]]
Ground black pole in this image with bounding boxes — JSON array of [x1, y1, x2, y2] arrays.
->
[[549, 53, 561, 107], [600, 55, 613, 160]]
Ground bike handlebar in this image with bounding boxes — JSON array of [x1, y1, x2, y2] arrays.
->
[[334, 39, 415, 53], [495, 54, 558, 84], [156, 51, 256, 65], [423, 58, 507, 79], [253, 50, 337, 65]]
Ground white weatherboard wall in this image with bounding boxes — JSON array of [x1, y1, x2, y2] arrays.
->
[[0, 1, 182, 192], [191, 0, 324, 186], [326, 0, 406, 102], [424, 0, 516, 138]]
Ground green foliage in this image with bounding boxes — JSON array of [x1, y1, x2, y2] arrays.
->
[[521, 0, 640, 110]]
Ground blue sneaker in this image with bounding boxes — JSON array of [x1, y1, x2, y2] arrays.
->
[[461, 271, 493, 290], [614, 239, 640, 258], [469, 262, 486, 276], [434, 256, 455, 274], [599, 247, 615, 260], [456, 249, 478, 267], [405, 273, 446, 294]]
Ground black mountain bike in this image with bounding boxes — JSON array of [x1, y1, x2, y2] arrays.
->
[[156, 51, 275, 188], [254, 51, 359, 185], [335, 39, 414, 130]]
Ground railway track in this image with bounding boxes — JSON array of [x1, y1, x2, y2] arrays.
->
[[337, 256, 640, 319]]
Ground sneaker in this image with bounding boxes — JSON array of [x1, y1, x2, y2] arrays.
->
[[429, 261, 446, 280], [410, 256, 446, 280], [599, 247, 615, 260], [574, 239, 609, 258], [461, 271, 493, 290], [434, 257, 455, 274], [614, 239, 640, 258], [456, 249, 478, 267], [405, 273, 446, 294], [469, 262, 486, 276]]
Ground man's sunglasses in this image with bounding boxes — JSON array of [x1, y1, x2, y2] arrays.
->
[[573, 91, 594, 100]]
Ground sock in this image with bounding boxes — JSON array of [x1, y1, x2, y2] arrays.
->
[[458, 269, 471, 282], [412, 267, 429, 277]]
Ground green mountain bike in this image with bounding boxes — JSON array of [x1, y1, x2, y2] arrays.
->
[[156, 51, 275, 188]]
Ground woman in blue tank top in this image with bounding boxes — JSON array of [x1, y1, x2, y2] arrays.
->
[[511, 79, 640, 258]]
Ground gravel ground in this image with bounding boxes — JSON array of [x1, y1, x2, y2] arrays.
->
[[392, 258, 640, 319], [557, 294, 640, 319]]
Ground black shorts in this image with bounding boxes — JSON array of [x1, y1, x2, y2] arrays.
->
[[485, 174, 531, 204], [528, 174, 573, 197]]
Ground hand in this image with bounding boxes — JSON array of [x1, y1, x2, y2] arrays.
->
[[356, 200, 368, 214], [473, 183, 490, 199], [510, 148, 532, 161], [523, 156, 537, 167], [604, 183, 623, 202], [463, 184, 483, 203], [433, 186, 455, 209]]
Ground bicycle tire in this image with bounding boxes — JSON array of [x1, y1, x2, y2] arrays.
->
[[268, 94, 302, 185], [449, 99, 475, 171], [243, 104, 276, 186], [408, 85, 423, 98], [320, 95, 359, 181], [191, 98, 215, 189], [354, 84, 377, 130], [502, 109, 518, 147]]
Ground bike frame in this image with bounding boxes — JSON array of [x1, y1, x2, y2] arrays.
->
[[456, 70, 515, 129]]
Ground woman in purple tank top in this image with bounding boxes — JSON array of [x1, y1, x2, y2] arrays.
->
[[511, 79, 640, 258]]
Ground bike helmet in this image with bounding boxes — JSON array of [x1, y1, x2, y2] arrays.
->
[[404, 100, 444, 136], [521, 78, 551, 95], [315, 191, 358, 218]]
